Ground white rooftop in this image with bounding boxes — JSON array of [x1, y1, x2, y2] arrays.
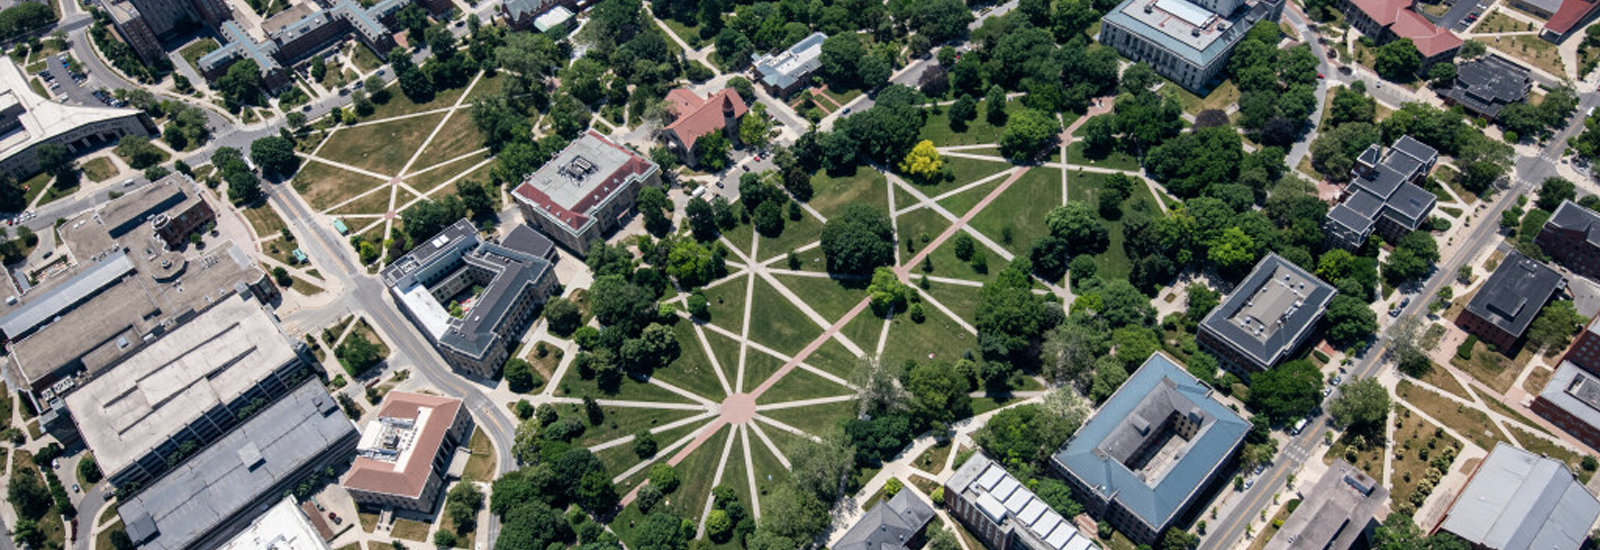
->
[[0, 58, 143, 159], [215, 497, 328, 550]]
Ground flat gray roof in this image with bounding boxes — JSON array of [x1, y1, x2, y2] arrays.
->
[[1440, 443, 1600, 550], [0, 251, 134, 340], [1464, 251, 1565, 340], [65, 296, 299, 477], [1538, 361, 1600, 435], [120, 381, 357, 550], [1264, 459, 1387, 550], [1198, 254, 1335, 369]]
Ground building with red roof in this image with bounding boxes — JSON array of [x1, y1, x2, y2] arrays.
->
[[342, 392, 474, 512], [512, 131, 662, 256], [1340, 0, 1463, 63], [1542, 0, 1600, 41], [660, 87, 747, 167]]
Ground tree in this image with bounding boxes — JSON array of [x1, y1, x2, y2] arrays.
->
[[336, 332, 384, 376], [788, 433, 855, 501], [1161, 529, 1200, 550], [753, 200, 785, 237], [706, 509, 734, 542], [1248, 359, 1322, 422], [907, 360, 972, 427], [684, 198, 718, 241], [1207, 227, 1259, 277], [76, 456, 102, 484], [741, 106, 772, 149], [820, 33, 865, 88], [633, 430, 657, 458], [1329, 377, 1390, 431], [1373, 39, 1422, 82], [697, 131, 731, 171], [1325, 294, 1378, 348], [505, 358, 539, 392], [541, 297, 582, 337], [999, 109, 1059, 161], [637, 186, 672, 236], [899, 140, 944, 183], [7, 471, 50, 519], [116, 135, 164, 169], [1539, 177, 1577, 211], [1528, 299, 1586, 354], [820, 205, 894, 275], [973, 401, 1084, 470], [216, 59, 265, 105], [761, 484, 831, 540], [1428, 62, 1457, 85], [249, 136, 298, 177], [1045, 203, 1108, 253], [949, 95, 978, 131], [1389, 315, 1433, 377], [867, 267, 912, 315], [1383, 231, 1438, 285]]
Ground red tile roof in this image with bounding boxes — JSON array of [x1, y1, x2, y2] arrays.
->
[[1347, 0, 1462, 57], [512, 131, 656, 232], [1546, 0, 1600, 36], [342, 392, 464, 499], [663, 88, 748, 151]]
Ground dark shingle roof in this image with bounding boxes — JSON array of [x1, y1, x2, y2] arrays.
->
[[835, 491, 936, 550], [1443, 55, 1531, 118], [1544, 200, 1600, 247], [1464, 251, 1565, 340]]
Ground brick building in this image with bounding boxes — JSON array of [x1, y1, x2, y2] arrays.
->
[[1455, 251, 1566, 351], [343, 392, 474, 511], [1536, 200, 1600, 280]]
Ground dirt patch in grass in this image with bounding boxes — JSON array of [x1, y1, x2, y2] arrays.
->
[[320, 113, 446, 176], [463, 428, 495, 482], [391, 518, 430, 541], [1523, 366, 1554, 395], [82, 157, 117, 182], [293, 160, 389, 211], [1397, 380, 1506, 452], [1447, 337, 1526, 394]]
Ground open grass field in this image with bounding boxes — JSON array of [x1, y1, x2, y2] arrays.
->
[[415, 112, 487, 164], [1066, 171, 1163, 281], [759, 399, 855, 438], [573, 405, 704, 448], [808, 165, 890, 220], [1390, 406, 1461, 506], [755, 363, 848, 404], [649, 321, 727, 399], [1397, 380, 1506, 452], [805, 336, 861, 379], [702, 276, 747, 329], [1410, 363, 1471, 400], [1064, 142, 1140, 171], [82, 157, 116, 182], [931, 172, 1006, 216], [329, 186, 399, 216], [897, 207, 953, 256], [243, 204, 288, 237], [967, 166, 1061, 257], [612, 427, 731, 546], [391, 519, 431, 541], [756, 209, 826, 262], [1447, 338, 1526, 394], [557, 368, 699, 404], [367, 81, 471, 120], [769, 274, 866, 324], [919, 100, 1023, 146], [294, 160, 390, 211], [406, 153, 489, 195], [320, 113, 446, 176], [745, 277, 825, 357], [463, 428, 495, 482], [880, 302, 975, 368], [179, 38, 219, 67], [911, 156, 1011, 198]]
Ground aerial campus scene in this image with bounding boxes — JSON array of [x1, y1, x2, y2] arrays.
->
[[6, 0, 1600, 547]]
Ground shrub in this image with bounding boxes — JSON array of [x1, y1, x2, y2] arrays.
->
[[1456, 335, 1477, 360]]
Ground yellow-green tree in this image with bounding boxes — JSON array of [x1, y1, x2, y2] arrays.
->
[[898, 140, 943, 182]]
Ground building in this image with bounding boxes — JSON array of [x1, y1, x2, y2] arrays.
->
[[752, 32, 826, 97], [107, 1, 165, 63], [343, 392, 474, 512], [1513, 0, 1565, 17], [946, 453, 1101, 550], [500, 0, 552, 28], [511, 131, 662, 255], [197, 0, 449, 90], [1339, 0, 1463, 64], [117, 381, 358, 550], [382, 220, 559, 377], [1532, 361, 1600, 452], [1050, 352, 1249, 545], [1433, 443, 1600, 550], [660, 88, 747, 166], [216, 496, 330, 550], [1440, 55, 1532, 119], [1099, 0, 1286, 93], [62, 295, 315, 490], [122, 0, 229, 38], [1263, 460, 1387, 550], [98, 173, 217, 250], [1536, 200, 1600, 280], [1196, 254, 1336, 376], [1541, 0, 1600, 41], [0, 58, 153, 179], [834, 490, 936, 550], [1455, 251, 1566, 351], [534, 6, 576, 33], [1324, 135, 1439, 249]]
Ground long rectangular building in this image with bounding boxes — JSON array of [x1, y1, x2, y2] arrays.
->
[[946, 453, 1101, 550], [1099, 0, 1284, 93]]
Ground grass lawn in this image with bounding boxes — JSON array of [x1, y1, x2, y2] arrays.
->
[[556, 368, 698, 404], [760, 398, 855, 438], [912, 441, 954, 473], [463, 72, 505, 103], [243, 204, 288, 238], [391, 519, 430, 541], [1411, 363, 1471, 400], [755, 362, 851, 404], [437, 491, 476, 548], [742, 348, 786, 394], [1447, 338, 1526, 394], [879, 302, 976, 368], [702, 329, 742, 388], [745, 277, 824, 357], [614, 426, 730, 546], [968, 166, 1061, 256], [1523, 366, 1553, 394], [1508, 424, 1595, 483], [932, 169, 1009, 217], [415, 112, 486, 166], [1164, 80, 1240, 115], [711, 437, 751, 550], [840, 307, 886, 358], [1066, 170, 1163, 281], [1064, 142, 1140, 171], [320, 113, 446, 176], [921, 280, 983, 325], [748, 427, 791, 496], [406, 152, 489, 195], [1245, 499, 1299, 550], [1397, 380, 1506, 452], [756, 209, 826, 262], [896, 206, 950, 253], [1390, 407, 1461, 507], [367, 78, 471, 119], [1498, 34, 1565, 77], [1325, 428, 1385, 483], [702, 275, 748, 331], [804, 336, 861, 379], [1472, 9, 1532, 32], [96, 521, 125, 550], [293, 160, 390, 211], [82, 157, 117, 182], [722, 221, 755, 259], [769, 274, 867, 324], [573, 405, 704, 448], [330, 187, 399, 216], [660, 17, 703, 48], [463, 428, 495, 482], [648, 321, 727, 400], [919, 100, 1023, 146], [807, 165, 889, 220], [910, 156, 1011, 198], [19, 171, 49, 206], [179, 38, 219, 67]]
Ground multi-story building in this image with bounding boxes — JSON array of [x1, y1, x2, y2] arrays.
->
[[123, 0, 229, 38], [1532, 360, 1600, 452], [197, 0, 449, 90], [660, 87, 747, 167], [1440, 55, 1531, 120], [946, 453, 1101, 550], [512, 131, 662, 255], [1562, 316, 1600, 374], [1536, 200, 1600, 280], [1324, 135, 1438, 249], [1099, 0, 1284, 93], [834, 489, 936, 550], [1339, 0, 1463, 64], [0, 58, 154, 180], [342, 392, 474, 512], [500, 0, 576, 29], [107, 1, 165, 63], [383, 220, 560, 378], [1196, 254, 1336, 376], [98, 173, 217, 250], [215, 496, 331, 550], [752, 32, 826, 97], [1541, 0, 1600, 41], [1433, 443, 1600, 550], [62, 295, 317, 491], [1455, 251, 1566, 351], [1263, 460, 1387, 550], [1050, 352, 1249, 545]]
